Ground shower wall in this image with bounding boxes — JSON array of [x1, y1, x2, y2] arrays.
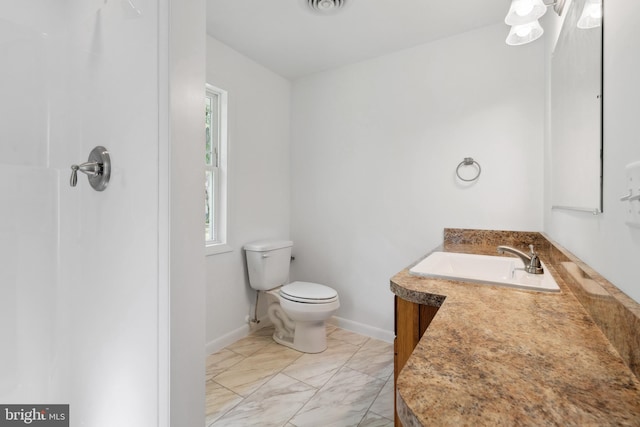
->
[[1, 1, 162, 425]]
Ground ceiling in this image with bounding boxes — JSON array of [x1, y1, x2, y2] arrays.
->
[[206, 0, 508, 80]]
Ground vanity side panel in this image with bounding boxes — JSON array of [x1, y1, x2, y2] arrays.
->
[[394, 296, 439, 426]]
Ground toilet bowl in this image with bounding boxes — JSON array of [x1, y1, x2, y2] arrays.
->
[[266, 281, 339, 353], [244, 240, 340, 353]]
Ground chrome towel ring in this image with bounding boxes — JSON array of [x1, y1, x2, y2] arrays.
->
[[456, 157, 481, 182]]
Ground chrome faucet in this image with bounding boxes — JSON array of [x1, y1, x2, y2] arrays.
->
[[497, 244, 544, 274]]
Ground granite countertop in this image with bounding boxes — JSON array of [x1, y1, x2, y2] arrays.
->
[[391, 242, 640, 426]]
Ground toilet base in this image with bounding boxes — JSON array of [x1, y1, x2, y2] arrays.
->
[[273, 320, 328, 353], [264, 288, 338, 354]]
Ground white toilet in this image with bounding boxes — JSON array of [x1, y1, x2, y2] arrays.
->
[[244, 240, 339, 353]]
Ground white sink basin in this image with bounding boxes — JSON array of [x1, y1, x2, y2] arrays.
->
[[409, 252, 560, 292]]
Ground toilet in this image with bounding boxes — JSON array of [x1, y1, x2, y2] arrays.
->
[[244, 240, 339, 353]]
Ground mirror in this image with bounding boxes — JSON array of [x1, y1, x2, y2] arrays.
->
[[550, 0, 603, 213]]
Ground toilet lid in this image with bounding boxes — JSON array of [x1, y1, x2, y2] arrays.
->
[[280, 281, 338, 304]]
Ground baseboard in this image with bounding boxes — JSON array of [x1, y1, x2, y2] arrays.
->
[[205, 316, 272, 355], [206, 316, 393, 355], [205, 325, 248, 355], [327, 316, 394, 343]]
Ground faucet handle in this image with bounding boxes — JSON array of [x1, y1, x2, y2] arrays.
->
[[528, 245, 544, 274]]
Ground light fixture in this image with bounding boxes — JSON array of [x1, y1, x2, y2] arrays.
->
[[505, 0, 547, 25], [307, 0, 346, 14], [577, 0, 602, 29], [504, 0, 563, 45], [506, 20, 545, 46]]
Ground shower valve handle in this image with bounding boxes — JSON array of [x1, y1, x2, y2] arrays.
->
[[69, 146, 111, 191], [70, 162, 101, 187]]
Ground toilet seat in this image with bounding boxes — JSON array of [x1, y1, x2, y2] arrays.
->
[[280, 281, 338, 304]]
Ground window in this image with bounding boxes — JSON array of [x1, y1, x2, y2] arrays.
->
[[205, 84, 230, 255]]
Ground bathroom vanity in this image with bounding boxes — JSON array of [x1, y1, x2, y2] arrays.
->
[[391, 229, 640, 426]]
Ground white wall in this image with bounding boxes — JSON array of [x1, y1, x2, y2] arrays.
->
[[205, 37, 291, 350], [544, 0, 640, 303], [167, 1, 207, 426], [290, 23, 545, 335]]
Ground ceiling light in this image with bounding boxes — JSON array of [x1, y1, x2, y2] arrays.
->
[[307, 0, 346, 14]]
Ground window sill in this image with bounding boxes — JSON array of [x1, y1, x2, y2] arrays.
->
[[206, 243, 233, 256]]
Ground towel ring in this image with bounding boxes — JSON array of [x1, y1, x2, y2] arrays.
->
[[456, 157, 481, 182]]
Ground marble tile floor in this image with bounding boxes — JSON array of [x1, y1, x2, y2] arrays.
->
[[206, 324, 394, 427]]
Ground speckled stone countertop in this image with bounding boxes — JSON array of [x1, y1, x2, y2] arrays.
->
[[391, 230, 640, 426]]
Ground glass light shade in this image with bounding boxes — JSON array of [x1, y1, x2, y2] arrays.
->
[[505, 0, 547, 25], [506, 20, 544, 46], [577, 0, 602, 29]]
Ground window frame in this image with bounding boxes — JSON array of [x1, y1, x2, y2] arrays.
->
[[205, 84, 231, 256]]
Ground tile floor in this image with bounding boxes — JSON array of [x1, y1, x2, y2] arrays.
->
[[205, 324, 395, 427]]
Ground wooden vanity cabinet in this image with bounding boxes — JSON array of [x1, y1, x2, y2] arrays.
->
[[393, 295, 439, 426]]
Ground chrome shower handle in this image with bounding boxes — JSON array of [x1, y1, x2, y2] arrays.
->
[[70, 162, 101, 187], [70, 165, 78, 187], [69, 146, 111, 191]]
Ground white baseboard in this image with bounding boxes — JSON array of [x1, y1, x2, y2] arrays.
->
[[205, 325, 249, 355], [206, 316, 393, 355], [327, 316, 394, 343], [205, 316, 272, 355]]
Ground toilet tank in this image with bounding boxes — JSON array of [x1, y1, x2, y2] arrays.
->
[[243, 240, 293, 291]]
